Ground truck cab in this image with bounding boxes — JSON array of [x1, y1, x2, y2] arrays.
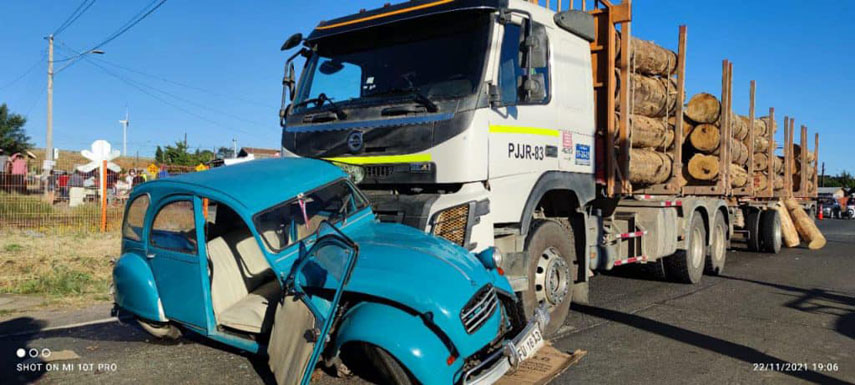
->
[[281, 0, 598, 334]]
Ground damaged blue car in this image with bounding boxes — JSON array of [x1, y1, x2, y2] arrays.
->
[[113, 158, 547, 385]]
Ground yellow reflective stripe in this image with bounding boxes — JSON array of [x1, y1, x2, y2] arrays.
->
[[316, 0, 455, 31], [489, 125, 560, 137], [324, 154, 432, 165]]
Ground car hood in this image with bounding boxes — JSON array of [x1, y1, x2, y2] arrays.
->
[[342, 221, 502, 333]]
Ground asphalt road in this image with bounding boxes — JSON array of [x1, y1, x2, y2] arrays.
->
[[1, 220, 853, 385]]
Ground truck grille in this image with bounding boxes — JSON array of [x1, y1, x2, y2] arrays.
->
[[432, 204, 470, 246], [364, 165, 394, 178], [460, 285, 498, 334]]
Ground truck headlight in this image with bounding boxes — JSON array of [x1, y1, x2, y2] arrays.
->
[[476, 247, 503, 271]]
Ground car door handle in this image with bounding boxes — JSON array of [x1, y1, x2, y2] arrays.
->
[[146, 253, 156, 259]]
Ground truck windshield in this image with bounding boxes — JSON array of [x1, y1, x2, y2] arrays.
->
[[293, 11, 492, 113]]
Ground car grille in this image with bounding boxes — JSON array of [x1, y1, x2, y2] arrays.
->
[[460, 285, 498, 334], [432, 204, 470, 246], [364, 165, 394, 178]]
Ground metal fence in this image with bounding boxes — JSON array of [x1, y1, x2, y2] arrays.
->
[[0, 159, 196, 233]]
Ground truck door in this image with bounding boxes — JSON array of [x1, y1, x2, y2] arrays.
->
[[145, 195, 208, 329]]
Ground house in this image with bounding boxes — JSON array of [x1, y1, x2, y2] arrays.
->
[[237, 147, 280, 159], [817, 187, 845, 199]]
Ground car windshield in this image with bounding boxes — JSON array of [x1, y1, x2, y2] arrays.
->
[[293, 10, 492, 113], [253, 179, 368, 252]]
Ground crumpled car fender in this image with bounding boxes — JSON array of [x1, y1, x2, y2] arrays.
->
[[113, 253, 165, 322]]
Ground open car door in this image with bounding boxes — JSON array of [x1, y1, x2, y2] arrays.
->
[[267, 221, 358, 385]]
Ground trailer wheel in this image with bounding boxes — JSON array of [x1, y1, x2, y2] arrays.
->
[[704, 214, 727, 275], [665, 214, 706, 284], [522, 220, 576, 337], [760, 210, 782, 254], [745, 210, 762, 252]]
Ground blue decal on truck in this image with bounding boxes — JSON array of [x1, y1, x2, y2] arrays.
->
[[575, 144, 590, 165]]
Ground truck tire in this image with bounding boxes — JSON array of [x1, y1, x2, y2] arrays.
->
[[137, 318, 181, 340], [364, 344, 415, 385], [665, 214, 705, 284], [704, 214, 727, 275], [745, 210, 761, 252], [760, 210, 782, 254], [522, 220, 576, 337]]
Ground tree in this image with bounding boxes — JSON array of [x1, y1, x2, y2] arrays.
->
[[216, 146, 234, 159], [155, 146, 164, 163], [0, 104, 33, 155], [156, 140, 216, 166]]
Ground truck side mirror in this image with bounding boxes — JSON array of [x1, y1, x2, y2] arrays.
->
[[283, 62, 296, 101], [488, 83, 502, 108], [281, 33, 303, 51], [524, 23, 549, 69], [518, 20, 549, 103], [521, 73, 546, 102]]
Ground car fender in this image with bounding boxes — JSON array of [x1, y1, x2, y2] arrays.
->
[[332, 301, 459, 385], [113, 252, 166, 322]]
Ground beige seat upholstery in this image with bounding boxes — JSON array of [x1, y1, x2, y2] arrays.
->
[[207, 231, 280, 334]]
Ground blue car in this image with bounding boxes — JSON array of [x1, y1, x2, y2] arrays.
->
[[112, 158, 548, 385]]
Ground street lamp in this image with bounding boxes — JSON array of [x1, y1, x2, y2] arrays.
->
[[44, 34, 105, 186]]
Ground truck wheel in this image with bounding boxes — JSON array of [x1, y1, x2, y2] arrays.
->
[[137, 318, 181, 340], [364, 344, 415, 385], [704, 214, 727, 275], [665, 214, 706, 284], [523, 220, 576, 337], [745, 210, 761, 252], [760, 210, 782, 254]]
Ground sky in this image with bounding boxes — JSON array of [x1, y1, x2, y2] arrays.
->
[[0, 1, 852, 174]]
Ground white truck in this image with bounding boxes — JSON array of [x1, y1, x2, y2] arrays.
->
[[277, 0, 814, 334]]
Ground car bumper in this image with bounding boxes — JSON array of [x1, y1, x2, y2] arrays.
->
[[462, 305, 550, 385]]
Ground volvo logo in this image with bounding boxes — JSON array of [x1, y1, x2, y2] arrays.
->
[[347, 131, 364, 153]]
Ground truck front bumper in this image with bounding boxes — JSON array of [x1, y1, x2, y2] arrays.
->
[[462, 305, 550, 385]]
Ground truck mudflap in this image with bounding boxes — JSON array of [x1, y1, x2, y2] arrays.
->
[[462, 305, 550, 385]]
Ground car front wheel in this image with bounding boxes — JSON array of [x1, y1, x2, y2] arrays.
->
[[137, 318, 181, 340]]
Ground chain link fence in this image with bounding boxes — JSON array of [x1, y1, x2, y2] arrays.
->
[[1, 152, 196, 232]]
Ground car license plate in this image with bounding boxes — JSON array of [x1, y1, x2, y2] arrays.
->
[[515, 325, 544, 362]]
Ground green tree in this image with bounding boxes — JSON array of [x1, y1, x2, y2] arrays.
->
[[154, 146, 164, 163], [216, 146, 234, 159], [0, 103, 33, 154]]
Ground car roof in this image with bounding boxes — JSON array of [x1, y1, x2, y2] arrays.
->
[[135, 157, 346, 214]]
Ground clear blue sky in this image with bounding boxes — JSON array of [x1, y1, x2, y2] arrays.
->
[[1, 1, 852, 174]]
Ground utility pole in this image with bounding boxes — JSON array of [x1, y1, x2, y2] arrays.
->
[[118, 109, 129, 156], [184, 132, 188, 148], [821, 162, 826, 188], [45, 35, 54, 174], [232, 138, 237, 158]]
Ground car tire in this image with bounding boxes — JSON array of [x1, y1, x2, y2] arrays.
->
[[745, 210, 762, 252], [704, 214, 727, 275], [760, 210, 782, 254], [665, 214, 706, 284], [137, 318, 181, 340], [364, 344, 415, 385], [522, 220, 577, 337]]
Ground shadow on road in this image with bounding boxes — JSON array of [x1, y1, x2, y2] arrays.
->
[[0, 317, 47, 385], [719, 275, 855, 340], [573, 304, 853, 385]]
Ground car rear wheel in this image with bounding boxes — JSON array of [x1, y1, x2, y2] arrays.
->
[[522, 220, 576, 337], [137, 318, 181, 340]]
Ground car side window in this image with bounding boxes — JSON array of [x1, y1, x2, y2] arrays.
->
[[150, 200, 198, 254], [122, 195, 149, 241], [497, 21, 550, 105]]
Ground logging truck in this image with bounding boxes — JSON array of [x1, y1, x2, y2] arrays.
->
[[277, 0, 820, 334]]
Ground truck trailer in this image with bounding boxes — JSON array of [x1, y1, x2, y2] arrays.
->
[[277, 0, 820, 335]]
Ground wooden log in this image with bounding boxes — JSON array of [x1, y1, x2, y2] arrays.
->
[[714, 138, 748, 166], [773, 174, 784, 190], [753, 172, 768, 191], [628, 114, 674, 148], [774, 156, 783, 173], [686, 93, 721, 124], [686, 153, 719, 181], [630, 37, 678, 76], [793, 144, 816, 163], [753, 152, 768, 171], [629, 148, 672, 185], [730, 163, 749, 188], [784, 198, 826, 249], [688, 124, 720, 153], [753, 134, 769, 153], [775, 202, 800, 248], [628, 74, 678, 117], [669, 115, 694, 136], [753, 118, 768, 136], [733, 114, 749, 141], [759, 116, 777, 134]]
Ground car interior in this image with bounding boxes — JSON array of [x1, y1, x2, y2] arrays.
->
[[204, 201, 281, 335]]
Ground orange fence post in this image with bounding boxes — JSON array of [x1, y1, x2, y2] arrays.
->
[[100, 159, 107, 232]]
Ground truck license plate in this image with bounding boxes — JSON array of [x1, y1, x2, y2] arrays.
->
[[515, 326, 544, 361]]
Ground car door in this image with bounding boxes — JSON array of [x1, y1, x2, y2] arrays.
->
[[268, 222, 358, 385], [145, 195, 208, 329]]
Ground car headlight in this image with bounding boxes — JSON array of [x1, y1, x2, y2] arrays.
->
[[476, 247, 503, 271]]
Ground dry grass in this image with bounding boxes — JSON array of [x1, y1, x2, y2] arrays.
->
[[0, 229, 120, 307]]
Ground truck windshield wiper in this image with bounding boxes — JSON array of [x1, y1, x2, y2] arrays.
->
[[293, 93, 348, 120], [372, 87, 438, 113]]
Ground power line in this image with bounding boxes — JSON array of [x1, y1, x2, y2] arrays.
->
[[52, 0, 97, 36], [0, 51, 46, 91], [88, 0, 169, 51]]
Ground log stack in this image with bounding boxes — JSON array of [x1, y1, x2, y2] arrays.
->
[[623, 37, 683, 187], [682, 92, 753, 186]]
